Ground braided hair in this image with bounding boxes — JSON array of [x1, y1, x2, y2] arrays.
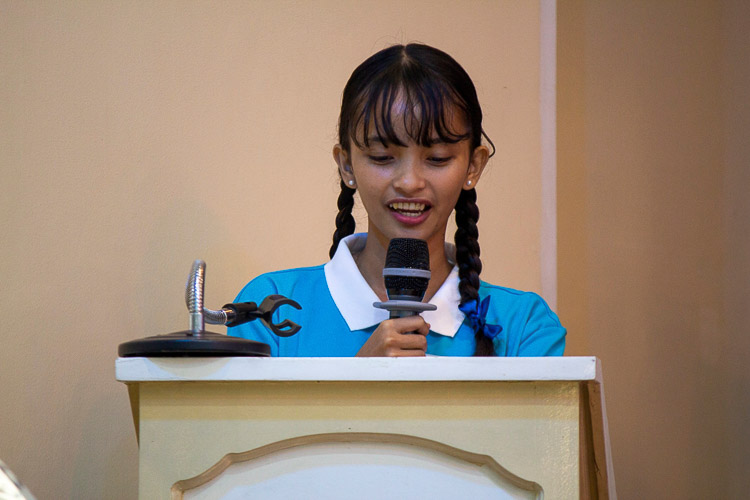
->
[[329, 179, 356, 259], [454, 188, 494, 356], [331, 44, 496, 355]]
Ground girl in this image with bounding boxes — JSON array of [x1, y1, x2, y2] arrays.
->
[[230, 43, 565, 357]]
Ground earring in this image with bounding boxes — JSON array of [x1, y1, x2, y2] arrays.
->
[[466, 180, 472, 186], [348, 180, 355, 187]]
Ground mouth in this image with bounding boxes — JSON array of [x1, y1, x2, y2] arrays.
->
[[388, 201, 431, 218]]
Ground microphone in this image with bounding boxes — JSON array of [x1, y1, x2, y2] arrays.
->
[[373, 238, 437, 319]]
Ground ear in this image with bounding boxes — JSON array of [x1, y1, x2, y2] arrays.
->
[[463, 145, 490, 190], [333, 144, 356, 188]]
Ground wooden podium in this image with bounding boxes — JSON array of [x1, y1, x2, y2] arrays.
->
[[116, 357, 615, 499]]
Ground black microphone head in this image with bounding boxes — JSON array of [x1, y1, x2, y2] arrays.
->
[[384, 238, 430, 301]]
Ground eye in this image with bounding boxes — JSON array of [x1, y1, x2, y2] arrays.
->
[[427, 156, 453, 165], [368, 155, 394, 165]]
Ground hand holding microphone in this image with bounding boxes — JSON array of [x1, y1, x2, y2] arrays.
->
[[355, 315, 431, 357], [357, 238, 437, 357]]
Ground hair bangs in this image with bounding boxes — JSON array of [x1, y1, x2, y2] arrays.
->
[[348, 68, 471, 151]]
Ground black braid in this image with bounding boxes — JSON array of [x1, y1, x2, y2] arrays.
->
[[454, 188, 495, 356], [329, 179, 357, 259]]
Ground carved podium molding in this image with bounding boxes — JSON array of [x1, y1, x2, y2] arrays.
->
[[172, 432, 543, 499]]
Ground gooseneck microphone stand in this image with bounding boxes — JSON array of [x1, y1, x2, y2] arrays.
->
[[118, 260, 301, 357]]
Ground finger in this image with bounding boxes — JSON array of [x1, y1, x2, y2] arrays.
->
[[391, 347, 427, 357], [401, 320, 430, 338], [382, 330, 425, 350], [390, 316, 429, 335], [415, 322, 431, 336], [397, 332, 427, 350]]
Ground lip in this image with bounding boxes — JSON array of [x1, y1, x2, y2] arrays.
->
[[386, 198, 432, 226]]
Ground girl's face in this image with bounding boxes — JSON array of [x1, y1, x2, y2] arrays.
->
[[334, 104, 488, 251]]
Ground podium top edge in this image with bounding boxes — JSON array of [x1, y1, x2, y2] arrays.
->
[[115, 356, 599, 383]]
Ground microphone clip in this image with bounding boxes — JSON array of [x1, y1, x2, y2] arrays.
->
[[222, 295, 301, 337]]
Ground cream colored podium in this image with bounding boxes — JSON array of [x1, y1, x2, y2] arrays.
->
[[116, 356, 615, 499]]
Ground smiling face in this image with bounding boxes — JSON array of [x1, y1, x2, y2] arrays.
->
[[335, 101, 488, 252]]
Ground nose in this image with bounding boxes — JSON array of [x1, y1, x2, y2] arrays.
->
[[392, 155, 426, 194]]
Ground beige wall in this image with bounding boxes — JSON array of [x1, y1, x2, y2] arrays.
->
[[0, 2, 552, 498], [558, 0, 750, 497]]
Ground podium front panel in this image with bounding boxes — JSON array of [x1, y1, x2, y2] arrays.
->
[[117, 357, 604, 499]]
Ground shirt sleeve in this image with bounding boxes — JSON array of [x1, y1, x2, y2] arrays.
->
[[227, 274, 281, 356], [516, 293, 567, 356]]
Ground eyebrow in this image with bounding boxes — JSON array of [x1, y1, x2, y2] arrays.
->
[[365, 135, 387, 145], [424, 138, 451, 146]]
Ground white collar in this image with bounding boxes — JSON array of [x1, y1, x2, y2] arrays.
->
[[323, 233, 465, 337]]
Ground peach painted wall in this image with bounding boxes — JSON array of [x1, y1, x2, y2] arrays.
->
[[558, 0, 750, 497]]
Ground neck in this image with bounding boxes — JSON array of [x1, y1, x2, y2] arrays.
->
[[354, 232, 453, 302]]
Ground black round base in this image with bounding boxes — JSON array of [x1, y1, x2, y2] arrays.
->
[[118, 330, 271, 357]]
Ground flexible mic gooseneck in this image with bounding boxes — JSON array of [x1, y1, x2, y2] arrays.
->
[[373, 238, 437, 319]]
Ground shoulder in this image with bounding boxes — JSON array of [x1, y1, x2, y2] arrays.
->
[[478, 281, 555, 313], [478, 281, 565, 356], [235, 265, 326, 301], [479, 282, 560, 328]]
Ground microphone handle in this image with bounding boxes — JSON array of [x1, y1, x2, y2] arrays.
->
[[374, 300, 437, 331], [389, 308, 419, 319]]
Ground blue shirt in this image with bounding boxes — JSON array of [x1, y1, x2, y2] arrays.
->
[[229, 234, 566, 357]]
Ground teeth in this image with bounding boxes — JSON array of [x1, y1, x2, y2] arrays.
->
[[389, 202, 426, 212]]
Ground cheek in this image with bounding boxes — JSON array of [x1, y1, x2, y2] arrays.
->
[[441, 174, 468, 206], [350, 171, 384, 210], [352, 163, 388, 193], [357, 190, 380, 213], [440, 192, 463, 221]]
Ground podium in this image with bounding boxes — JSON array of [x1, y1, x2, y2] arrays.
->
[[116, 357, 615, 499]]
